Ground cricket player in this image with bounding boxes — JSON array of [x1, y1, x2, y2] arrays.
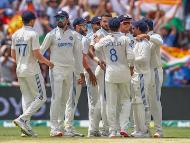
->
[[90, 13, 112, 136], [118, 15, 135, 49], [118, 14, 135, 130], [130, 20, 151, 138], [64, 17, 87, 137], [94, 17, 134, 138], [12, 11, 54, 136], [142, 18, 164, 138], [83, 16, 102, 137], [40, 10, 84, 137]]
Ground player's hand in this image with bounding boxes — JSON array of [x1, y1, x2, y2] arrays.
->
[[86, 68, 97, 86], [48, 62, 54, 69], [89, 72, 97, 86], [98, 60, 106, 71], [94, 34, 101, 43], [77, 73, 85, 85], [136, 34, 150, 41], [130, 66, 134, 76]]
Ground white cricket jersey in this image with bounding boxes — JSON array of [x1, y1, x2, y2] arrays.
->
[[147, 31, 163, 69], [40, 27, 83, 74], [11, 26, 41, 77], [133, 39, 151, 74], [90, 28, 109, 61], [94, 32, 134, 83], [82, 32, 97, 73], [126, 33, 135, 49]]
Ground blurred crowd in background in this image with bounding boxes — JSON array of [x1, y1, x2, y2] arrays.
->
[[0, 0, 190, 87]]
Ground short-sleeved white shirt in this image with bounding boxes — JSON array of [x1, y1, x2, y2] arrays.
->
[[95, 32, 134, 83], [11, 26, 41, 77]]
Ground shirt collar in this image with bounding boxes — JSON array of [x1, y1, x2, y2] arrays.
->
[[147, 31, 154, 36], [23, 26, 33, 29]]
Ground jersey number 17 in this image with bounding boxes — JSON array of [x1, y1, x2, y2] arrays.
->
[[16, 44, 27, 56]]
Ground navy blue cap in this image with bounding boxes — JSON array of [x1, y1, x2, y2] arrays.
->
[[55, 10, 69, 19], [73, 17, 86, 27], [118, 15, 132, 22], [108, 17, 120, 30], [132, 20, 148, 33], [142, 17, 154, 31], [90, 16, 101, 24], [22, 11, 36, 23]]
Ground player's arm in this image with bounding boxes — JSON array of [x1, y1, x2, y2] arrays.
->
[[73, 36, 85, 85], [33, 49, 54, 68], [82, 40, 97, 86], [125, 37, 135, 76], [94, 38, 106, 70], [136, 34, 150, 41], [40, 32, 52, 55], [32, 33, 54, 69], [150, 34, 163, 47]]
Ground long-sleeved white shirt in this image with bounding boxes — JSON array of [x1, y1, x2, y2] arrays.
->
[[90, 28, 109, 61], [133, 39, 151, 74], [95, 32, 134, 83], [148, 31, 163, 69], [40, 27, 83, 74]]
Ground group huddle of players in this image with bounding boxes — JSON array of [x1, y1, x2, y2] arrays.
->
[[11, 9, 163, 138]]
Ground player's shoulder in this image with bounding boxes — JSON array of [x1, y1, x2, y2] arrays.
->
[[48, 27, 59, 36], [142, 39, 151, 47], [151, 33, 162, 39], [96, 29, 106, 36], [12, 27, 23, 38]]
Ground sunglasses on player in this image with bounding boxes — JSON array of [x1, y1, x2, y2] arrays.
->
[[56, 16, 65, 22]]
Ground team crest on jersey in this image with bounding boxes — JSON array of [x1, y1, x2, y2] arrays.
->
[[69, 36, 73, 40]]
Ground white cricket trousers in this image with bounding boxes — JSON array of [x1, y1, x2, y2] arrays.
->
[[85, 73, 101, 132], [131, 73, 151, 133], [148, 68, 163, 132], [105, 82, 131, 132], [49, 66, 73, 131], [18, 73, 47, 121], [64, 73, 82, 130], [95, 66, 109, 131]]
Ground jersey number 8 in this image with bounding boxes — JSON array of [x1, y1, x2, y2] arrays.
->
[[110, 48, 118, 62], [16, 44, 27, 56]]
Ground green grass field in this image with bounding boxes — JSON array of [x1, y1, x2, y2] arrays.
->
[[0, 127, 190, 143]]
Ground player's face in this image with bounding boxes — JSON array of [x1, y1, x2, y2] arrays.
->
[[78, 23, 87, 36], [100, 16, 111, 31], [56, 16, 68, 28], [120, 21, 131, 33], [132, 26, 140, 37], [92, 22, 101, 32]]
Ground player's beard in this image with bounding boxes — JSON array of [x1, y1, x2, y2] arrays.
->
[[102, 25, 109, 31], [57, 22, 67, 29], [79, 28, 87, 36]]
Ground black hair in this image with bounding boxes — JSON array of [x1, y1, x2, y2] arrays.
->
[[101, 12, 112, 18]]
